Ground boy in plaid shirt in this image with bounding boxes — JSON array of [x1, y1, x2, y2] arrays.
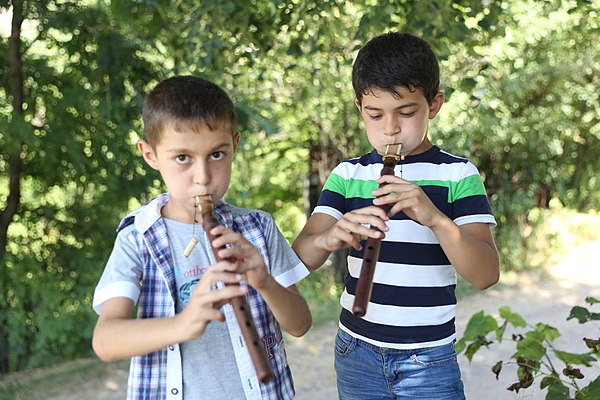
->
[[92, 76, 311, 400]]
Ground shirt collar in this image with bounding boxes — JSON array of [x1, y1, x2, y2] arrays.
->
[[133, 194, 233, 233]]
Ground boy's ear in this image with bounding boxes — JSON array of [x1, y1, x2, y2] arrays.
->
[[354, 98, 362, 112], [138, 139, 159, 170], [428, 91, 445, 119], [232, 131, 241, 153]]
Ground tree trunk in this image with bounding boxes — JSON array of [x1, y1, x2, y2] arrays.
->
[[303, 136, 349, 284], [0, 0, 25, 375]]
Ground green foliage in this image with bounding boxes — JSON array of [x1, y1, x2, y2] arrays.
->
[[1, 0, 159, 371], [296, 266, 344, 326], [434, 0, 600, 270], [457, 297, 600, 399]]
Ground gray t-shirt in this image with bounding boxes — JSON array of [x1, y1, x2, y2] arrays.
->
[[96, 210, 303, 400], [166, 218, 245, 400]]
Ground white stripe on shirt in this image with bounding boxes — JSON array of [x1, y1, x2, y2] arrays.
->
[[347, 256, 457, 287], [340, 289, 455, 327]]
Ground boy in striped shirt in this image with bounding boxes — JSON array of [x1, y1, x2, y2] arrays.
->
[[292, 32, 499, 400]]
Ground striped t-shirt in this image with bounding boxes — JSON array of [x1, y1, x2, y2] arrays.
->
[[314, 145, 496, 349]]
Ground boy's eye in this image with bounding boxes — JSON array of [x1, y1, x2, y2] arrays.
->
[[175, 155, 190, 164], [400, 111, 416, 117], [210, 151, 225, 160], [368, 114, 382, 121]]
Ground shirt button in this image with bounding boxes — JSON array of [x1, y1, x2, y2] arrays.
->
[[171, 388, 179, 395], [168, 345, 174, 351]]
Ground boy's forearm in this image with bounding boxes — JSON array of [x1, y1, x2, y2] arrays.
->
[[257, 278, 312, 337], [291, 233, 331, 271], [431, 216, 500, 290], [93, 316, 183, 362]]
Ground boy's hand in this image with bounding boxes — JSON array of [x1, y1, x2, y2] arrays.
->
[[176, 261, 247, 342], [318, 206, 390, 252], [372, 175, 444, 228], [208, 226, 269, 289]]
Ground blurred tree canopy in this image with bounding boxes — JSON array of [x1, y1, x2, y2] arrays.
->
[[0, 0, 598, 373]]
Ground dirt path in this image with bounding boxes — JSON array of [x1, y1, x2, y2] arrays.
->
[[5, 239, 599, 400]]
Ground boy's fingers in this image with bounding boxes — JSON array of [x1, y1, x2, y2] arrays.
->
[[332, 224, 382, 251], [334, 229, 362, 250], [352, 206, 389, 220], [209, 225, 229, 235], [203, 285, 247, 305], [192, 270, 242, 294], [376, 175, 405, 184], [340, 214, 387, 235], [218, 241, 254, 259]]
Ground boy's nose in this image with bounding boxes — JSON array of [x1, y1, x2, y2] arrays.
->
[[383, 117, 400, 136], [193, 163, 211, 186]]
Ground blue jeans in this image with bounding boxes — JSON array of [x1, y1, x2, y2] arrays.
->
[[334, 329, 465, 400]]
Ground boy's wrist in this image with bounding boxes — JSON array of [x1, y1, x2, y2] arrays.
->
[[429, 212, 454, 234], [254, 273, 275, 292]]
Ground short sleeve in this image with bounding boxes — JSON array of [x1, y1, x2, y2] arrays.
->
[[92, 224, 144, 314], [259, 213, 309, 288], [451, 162, 496, 227], [312, 164, 348, 220]]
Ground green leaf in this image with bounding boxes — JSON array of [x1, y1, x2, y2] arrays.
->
[[535, 323, 561, 342], [546, 383, 571, 400], [514, 337, 546, 361], [496, 321, 507, 343], [499, 306, 527, 328], [462, 311, 499, 340], [455, 338, 466, 354], [554, 350, 596, 367], [585, 297, 600, 305], [576, 375, 600, 400], [569, 306, 591, 323], [464, 342, 482, 362], [540, 373, 561, 389], [568, 307, 600, 324]]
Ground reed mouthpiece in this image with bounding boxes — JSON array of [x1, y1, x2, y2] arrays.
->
[[193, 194, 213, 212], [384, 144, 403, 160]]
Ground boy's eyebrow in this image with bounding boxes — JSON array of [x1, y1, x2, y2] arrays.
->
[[164, 143, 231, 153], [363, 103, 419, 111]]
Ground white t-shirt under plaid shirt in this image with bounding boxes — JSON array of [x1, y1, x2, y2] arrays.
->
[[93, 193, 309, 399]]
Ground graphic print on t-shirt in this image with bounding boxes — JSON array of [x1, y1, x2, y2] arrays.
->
[[174, 264, 208, 304]]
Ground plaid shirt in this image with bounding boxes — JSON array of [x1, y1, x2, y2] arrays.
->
[[115, 194, 298, 400]]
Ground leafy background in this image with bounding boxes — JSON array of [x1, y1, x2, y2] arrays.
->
[[1, 0, 599, 375]]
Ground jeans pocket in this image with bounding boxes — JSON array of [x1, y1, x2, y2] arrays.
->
[[334, 330, 356, 357], [410, 343, 458, 368]]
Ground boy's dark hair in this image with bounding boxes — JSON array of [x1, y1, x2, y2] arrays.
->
[[142, 75, 236, 146], [352, 32, 440, 105]]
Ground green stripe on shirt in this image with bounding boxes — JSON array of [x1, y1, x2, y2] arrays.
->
[[322, 173, 378, 198], [323, 172, 486, 202], [412, 174, 486, 202]]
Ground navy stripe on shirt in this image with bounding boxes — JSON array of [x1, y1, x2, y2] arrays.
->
[[340, 308, 456, 344], [349, 242, 450, 266], [345, 278, 457, 307], [454, 194, 492, 219]]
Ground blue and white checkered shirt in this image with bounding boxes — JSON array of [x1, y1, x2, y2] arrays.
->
[[93, 194, 309, 399]]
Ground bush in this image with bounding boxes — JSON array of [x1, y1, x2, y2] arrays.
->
[[456, 297, 600, 399]]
